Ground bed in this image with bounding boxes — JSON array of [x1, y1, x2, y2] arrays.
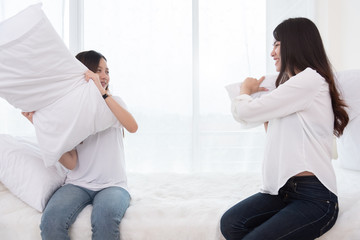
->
[[0, 162, 359, 240], [1, 4, 360, 240]]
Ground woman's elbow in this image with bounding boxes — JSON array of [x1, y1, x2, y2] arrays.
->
[[59, 159, 77, 170], [232, 105, 248, 122], [66, 163, 77, 170], [59, 150, 78, 170], [127, 123, 138, 133]]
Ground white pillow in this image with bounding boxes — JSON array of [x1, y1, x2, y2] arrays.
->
[[225, 74, 277, 128], [0, 3, 84, 111], [337, 116, 360, 170], [225, 74, 277, 101], [0, 4, 118, 166], [335, 69, 360, 120], [0, 134, 66, 212], [336, 69, 360, 170]]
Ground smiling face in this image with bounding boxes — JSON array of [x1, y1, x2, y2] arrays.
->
[[271, 41, 281, 72], [96, 58, 110, 89]]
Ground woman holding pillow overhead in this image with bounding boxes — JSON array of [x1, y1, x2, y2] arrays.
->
[[220, 18, 349, 239], [24, 50, 137, 240]]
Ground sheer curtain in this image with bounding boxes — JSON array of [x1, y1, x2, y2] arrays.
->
[[0, 0, 315, 174], [82, 0, 267, 173]]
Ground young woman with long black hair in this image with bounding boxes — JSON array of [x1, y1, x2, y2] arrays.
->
[[220, 18, 349, 240]]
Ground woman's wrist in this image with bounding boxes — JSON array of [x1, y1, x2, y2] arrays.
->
[[102, 92, 109, 100], [102, 90, 112, 100], [100, 88, 107, 95], [240, 88, 251, 95]]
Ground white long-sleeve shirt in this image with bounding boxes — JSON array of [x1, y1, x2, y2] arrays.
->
[[231, 68, 337, 195]]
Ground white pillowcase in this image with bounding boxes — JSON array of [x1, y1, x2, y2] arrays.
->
[[0, 3, 84, 112], [0, 4, 119, 166], [225, 74, 277, 128], [0, 134, 66, 212], [225, 74, 277, 102], [335, 70, 360, 121], [336, 69, 360, 170]]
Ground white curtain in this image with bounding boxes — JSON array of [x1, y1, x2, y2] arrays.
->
[[82, 0, 268, 173], [0, 0, 315, 173]]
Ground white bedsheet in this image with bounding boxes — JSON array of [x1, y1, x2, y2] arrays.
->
[[1, 163, 359, 240]]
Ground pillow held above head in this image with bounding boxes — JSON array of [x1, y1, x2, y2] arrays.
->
[[0, 3, 85, 112], [0, 4, 119, 167]]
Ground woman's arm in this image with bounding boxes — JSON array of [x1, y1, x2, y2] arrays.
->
[[240, 76, 267, 95], [264, 121, 268, 132], [22, 111, 35, 123], [59, 149, 78, 170], [85, 70, 138, 133], [232, 69, 324, 124], [243, 76, 269, 133], [104, 96, 138, 133]]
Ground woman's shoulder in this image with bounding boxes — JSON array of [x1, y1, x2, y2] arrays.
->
[[275, 68, 327, 100], [288, 67, 325, 88], [297, 67, 324, 81]]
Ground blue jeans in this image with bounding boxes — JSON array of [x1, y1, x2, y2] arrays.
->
[[220, 176, 338, 240], [40, 184, 130, 240]]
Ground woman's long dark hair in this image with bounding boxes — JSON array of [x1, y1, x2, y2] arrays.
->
[[76, 50, 109, 90], [273, 18, 348, 137]]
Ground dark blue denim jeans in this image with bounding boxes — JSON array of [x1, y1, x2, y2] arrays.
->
[[220, 176, 338, 240]]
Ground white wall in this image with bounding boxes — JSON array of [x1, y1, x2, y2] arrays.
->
[[316, 0, 360, 71], [266, 0, 360, 73], [266, 0, 316, 74]]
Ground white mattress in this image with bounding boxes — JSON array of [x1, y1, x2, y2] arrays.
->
[[1, 163, 359, 240]]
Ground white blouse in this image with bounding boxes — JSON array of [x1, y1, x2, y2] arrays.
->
[[231, 68, 337, 195]]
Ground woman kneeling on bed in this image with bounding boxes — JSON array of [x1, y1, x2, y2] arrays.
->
[[220, 18, 349, 240], [23, 50, 138, 240]]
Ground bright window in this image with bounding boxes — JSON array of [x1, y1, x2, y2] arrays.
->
[[82, 0, 266, 173], [0, 0, 315, 173]]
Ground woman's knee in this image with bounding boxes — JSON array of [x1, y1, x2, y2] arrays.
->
[[91, 199, 129, 229], [220, 207, 250, 240], [92, 187, 130, 221], [91, 210, 123, 240], [220, 210, 242, 239], [220, 212, 231, 239], [40, 212, 70, 240], [91, 202, 127, 228]]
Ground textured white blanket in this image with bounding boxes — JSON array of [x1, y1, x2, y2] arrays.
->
[[0, 164, 359, 240]]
